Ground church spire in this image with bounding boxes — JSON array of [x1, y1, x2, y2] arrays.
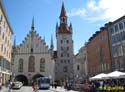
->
[[59, 1, 67, 25], [69, 22, 73, 32], [56, 22, 58, 31], [57, 1, 71, 34], [60, 1, 67, 17], [31, 16, 35, 31], [50, 34, 54, 50]]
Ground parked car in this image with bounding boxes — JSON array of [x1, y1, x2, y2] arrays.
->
[[11, 81, 23, 89]]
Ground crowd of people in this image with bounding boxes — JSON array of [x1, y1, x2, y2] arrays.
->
[[51, 79, 125, 92], [82, 79, 125, 92], [1, 78, 125, 92]]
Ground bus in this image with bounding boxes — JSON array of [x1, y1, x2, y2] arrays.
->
[[37, 77, 50, 89]]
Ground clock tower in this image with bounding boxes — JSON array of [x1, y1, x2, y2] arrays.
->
[[55, 2, 74, 81]]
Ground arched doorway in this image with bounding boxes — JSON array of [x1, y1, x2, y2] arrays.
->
[[14, 75, 28, 85], [32, 74, 44, 81]]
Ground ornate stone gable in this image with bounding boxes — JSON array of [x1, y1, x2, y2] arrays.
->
[[16, 31, 49, 54]]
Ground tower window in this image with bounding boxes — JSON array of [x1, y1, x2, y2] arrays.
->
[[63, 66, 68, 72], [68, 60, 70, 63], [77, 65, 80, 71], [31, 48, 33, 53], [61, 47, 63, 50], [67, 47, 69, 50], [66, 40, 69, 43], [61, 53, 63, 57], [67, 53, 69, 57], [60, 40, 63, 44], [63, 17, 65, 22]]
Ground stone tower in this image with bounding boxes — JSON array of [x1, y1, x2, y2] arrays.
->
[[56, 2, 74, 81]]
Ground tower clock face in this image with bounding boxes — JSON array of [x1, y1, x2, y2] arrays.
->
[[62, 35, 66, 39]]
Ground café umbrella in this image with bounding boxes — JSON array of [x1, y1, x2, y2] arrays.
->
[[103, 71, 125, 79], [89, 73, 107, 80]]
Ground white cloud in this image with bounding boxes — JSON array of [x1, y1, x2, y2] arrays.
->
[[68, 0, 125, 22], [67, 8, 86, 17]]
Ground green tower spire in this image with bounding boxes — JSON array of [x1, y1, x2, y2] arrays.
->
[[50, 34, 54, 50], [31, 16, 35, 31]]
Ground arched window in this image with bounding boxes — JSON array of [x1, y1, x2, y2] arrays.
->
[[40, 58, 45, 72], [18, 59, 23, 72], [28, 56, 35, 72]]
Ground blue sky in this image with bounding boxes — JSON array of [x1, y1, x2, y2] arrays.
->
[[2, 0, 125, 54]]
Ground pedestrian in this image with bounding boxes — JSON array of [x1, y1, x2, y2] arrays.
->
[[54, 81, 57, 89], [0, 82, 2, 90], [83, 80, 91, 92], [52, 81, 54, 88], [8, 81, 13, 92], [32, 81, 39, 92]]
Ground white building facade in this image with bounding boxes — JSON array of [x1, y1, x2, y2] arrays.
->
[[12, 19, 55, 85], [73, 46, 88, 81]]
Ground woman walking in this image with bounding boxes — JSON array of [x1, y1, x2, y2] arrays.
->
[[32, 81, 39, 92]]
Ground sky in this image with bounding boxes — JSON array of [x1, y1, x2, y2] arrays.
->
[[2, 0, 125, 54]]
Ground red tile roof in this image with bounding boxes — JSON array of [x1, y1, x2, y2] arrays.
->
[[57, 25, 71, 34]]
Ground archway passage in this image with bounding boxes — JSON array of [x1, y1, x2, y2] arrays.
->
[[15, 75, 28, 85], [32, 74, 44, 81]]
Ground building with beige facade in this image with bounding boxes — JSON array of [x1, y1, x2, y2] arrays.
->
[[73, 45, 88, 81], [0, 1, 13, 84], [12, 18, 55, 85]]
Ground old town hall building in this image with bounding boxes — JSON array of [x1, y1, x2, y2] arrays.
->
[[12, 2, 74, 84], [12, 18, 55, 85], [55, 2, 74, 81]]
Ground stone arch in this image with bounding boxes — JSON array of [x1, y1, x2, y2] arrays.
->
[[14, 75, 28, 85], [32, 74, 44, 81]]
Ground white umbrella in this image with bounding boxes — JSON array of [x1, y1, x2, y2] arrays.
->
[[89, 73, 107, 80], [118, 73, 125, 78], [104, 71, 125, 79]]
